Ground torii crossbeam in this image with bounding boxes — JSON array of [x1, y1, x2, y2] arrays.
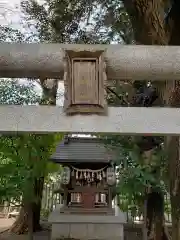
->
[[0, 43, 179, 135], [0, 43, 180, 80]]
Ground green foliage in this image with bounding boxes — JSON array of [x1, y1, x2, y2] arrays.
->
[[21, 0, 99, 43], [93, 0, 134, 43], [0, 79, 41, 104], [103, 134, 167, 211], [102, 69, 167, 213], [0, 26, 24, 42], [20, 0, 133, 44], [0, 79, 63, 203], [0, 133, 62, 202]]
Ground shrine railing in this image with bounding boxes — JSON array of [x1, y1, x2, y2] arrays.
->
[[67, 192, 108, 208], [0, 183, 172, 223], [42, 183, 171, 223]]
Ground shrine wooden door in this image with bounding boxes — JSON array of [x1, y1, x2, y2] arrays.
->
[[82, 188, 95, 208]]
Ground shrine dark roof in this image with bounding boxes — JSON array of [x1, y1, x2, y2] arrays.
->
[[50, 136, 117, 163]]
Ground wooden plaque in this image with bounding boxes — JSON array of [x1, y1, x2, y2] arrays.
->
[[63, 50, 107, 115]]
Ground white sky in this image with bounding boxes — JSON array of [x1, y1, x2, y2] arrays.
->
[[0, 0, 95, 137], [0, 0, 65, 106], [0, 0, 21, 27]]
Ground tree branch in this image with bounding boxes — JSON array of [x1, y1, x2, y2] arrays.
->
[[106, 86, 129, 105]]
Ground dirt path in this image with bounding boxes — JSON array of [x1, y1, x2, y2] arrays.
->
[[0, 231, 51, 240], [0, 218, 51, 240], [0, 218, 15, 233]]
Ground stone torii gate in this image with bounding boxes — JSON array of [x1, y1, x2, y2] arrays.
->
[[0, 43, 179, 240], [0, 43, 180, 135]]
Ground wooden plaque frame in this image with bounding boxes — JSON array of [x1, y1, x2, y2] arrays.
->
[[63, 49, 107, 115]]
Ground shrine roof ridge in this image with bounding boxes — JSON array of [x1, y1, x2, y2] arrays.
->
[[50, 136, 117, 163]]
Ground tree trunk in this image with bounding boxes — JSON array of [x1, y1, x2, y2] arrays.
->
[[171, 195, 180, 240], [123, 0, 168, 45], [122, 1, 170, 239], [10, 79, 58, 235], [123, 1, 180, 240], [10, 177, 44, 234], [166, 3, 180, 239], [143, 199, 148, 240], [167, 135, 180, 240], [10, 203, 28, 234], [32, 177, 45, 232], [146, 191, 165, 240], [166, 0, 180, 46], [27, 202, 33, 240]]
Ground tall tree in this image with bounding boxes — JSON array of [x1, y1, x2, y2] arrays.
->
[[121, 1, 180, 240], [7, 133, 61, 235], [0, 79, 62, 235], [105, 82, 167, 240], [165, 2, 180, 239], [6, 78, 61, 234], [0, 80, 40, 203]]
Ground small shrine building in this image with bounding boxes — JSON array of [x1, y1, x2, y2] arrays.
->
[[48, 136, 126, 240]]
